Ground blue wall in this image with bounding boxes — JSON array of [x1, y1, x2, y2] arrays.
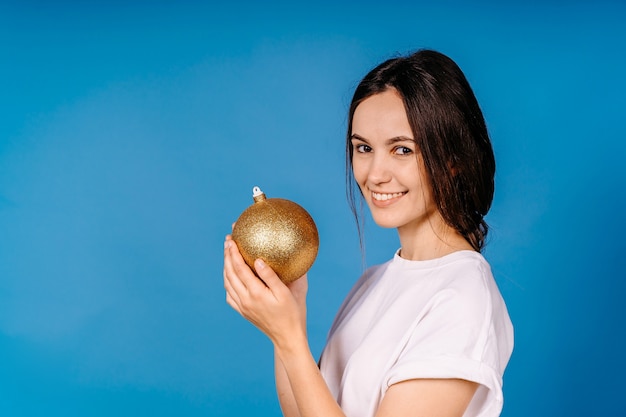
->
[[1, 1, 625, 415]]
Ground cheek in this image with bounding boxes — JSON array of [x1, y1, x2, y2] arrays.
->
[[398, 164, 421, 187], [412, 167, 437, 208]]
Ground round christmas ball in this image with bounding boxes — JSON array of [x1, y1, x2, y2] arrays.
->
[[232, 186, 319, 283]]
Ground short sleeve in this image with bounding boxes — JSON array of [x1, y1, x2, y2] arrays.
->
[[383, 279, 507, 417]]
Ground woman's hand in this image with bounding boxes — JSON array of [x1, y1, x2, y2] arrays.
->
[[223, 235, 308, 348]]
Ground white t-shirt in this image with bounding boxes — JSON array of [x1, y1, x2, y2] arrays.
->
[[319, 250, 514, 417]]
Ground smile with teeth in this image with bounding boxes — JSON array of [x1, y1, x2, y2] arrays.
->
[[372, 191, 406, 201]]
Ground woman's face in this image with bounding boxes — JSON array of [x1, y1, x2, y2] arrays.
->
[[350, 89, 438, 232]]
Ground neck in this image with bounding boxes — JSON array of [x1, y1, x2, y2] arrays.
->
[[397, 216, 474, 261]]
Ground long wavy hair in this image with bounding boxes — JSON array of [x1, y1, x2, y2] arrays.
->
[[346, 49, 495, 252]]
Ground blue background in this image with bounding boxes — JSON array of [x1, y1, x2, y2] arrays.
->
[[1, 1, 625, 416]]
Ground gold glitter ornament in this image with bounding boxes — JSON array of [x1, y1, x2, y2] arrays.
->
[[232, 186, 319, 284]]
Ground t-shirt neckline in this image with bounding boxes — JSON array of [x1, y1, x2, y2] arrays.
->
[[392, 249, 481, 270]]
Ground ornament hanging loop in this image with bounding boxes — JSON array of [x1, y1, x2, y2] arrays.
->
[[252, 186, 266, 202]]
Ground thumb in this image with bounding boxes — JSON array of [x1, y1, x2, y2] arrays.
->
[[254, 259, 284, 290]]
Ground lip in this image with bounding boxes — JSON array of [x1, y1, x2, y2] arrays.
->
[[369, 191, 406, 207]]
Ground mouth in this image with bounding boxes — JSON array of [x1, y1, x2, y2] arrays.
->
[[371, 191, 406, 202]]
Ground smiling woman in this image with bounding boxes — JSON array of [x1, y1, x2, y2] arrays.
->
[[346, 50, 496, 256], [223, 49, 513, 417], [350, 90, 442, 240]]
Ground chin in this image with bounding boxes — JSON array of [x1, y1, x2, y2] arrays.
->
[[370, 215, 403, 229]]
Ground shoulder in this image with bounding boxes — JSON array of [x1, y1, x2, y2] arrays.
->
[[384, 251, 513, 413], [419, 251, 514, 363], [431, 251, 495, 300], [390, 250, 495, 299], [351, 259, 393, 293], [393, 251, 504, 330]]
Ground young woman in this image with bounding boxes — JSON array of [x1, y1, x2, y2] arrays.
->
[[223, 49, 514, 417]]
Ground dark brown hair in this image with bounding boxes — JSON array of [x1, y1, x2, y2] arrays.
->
[[346, 49, 495, 252]]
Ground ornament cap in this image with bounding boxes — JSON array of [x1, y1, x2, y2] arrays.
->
[[252, 186, 266, 202]]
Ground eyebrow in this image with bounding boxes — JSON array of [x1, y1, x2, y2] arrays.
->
[[350, 134, 415, 145]]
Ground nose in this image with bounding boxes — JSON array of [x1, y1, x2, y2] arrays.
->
[[367, 153, 392, 185]]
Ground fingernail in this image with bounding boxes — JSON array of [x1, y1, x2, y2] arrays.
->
[[224, 240, 231, 249], [255, 259, 265, 269]]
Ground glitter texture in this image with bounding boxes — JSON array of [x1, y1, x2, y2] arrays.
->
[[232, 193, 319, 283]]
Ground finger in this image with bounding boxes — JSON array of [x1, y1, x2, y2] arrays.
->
[[225, 291, 242, 315], [223, 239, 249, 296], [224, 239, 271, 304], [254, 258, 287, 295], [227, 241, 268, 293], [224, 268, 242, 309], [286, 273, 308, 300]]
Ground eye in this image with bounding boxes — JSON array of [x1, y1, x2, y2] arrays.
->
[[393, 146, 413, 156], [354, 143, 372, 153]]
